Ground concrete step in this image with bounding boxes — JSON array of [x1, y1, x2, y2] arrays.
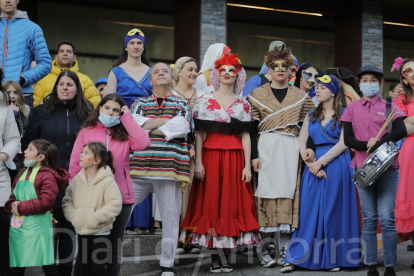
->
[[21, 253, 210, 276], [22, 233, 209, 275], [122, 234, 162, 257]]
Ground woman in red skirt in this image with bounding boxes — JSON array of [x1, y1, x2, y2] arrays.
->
[[179, 54, 260, 273]]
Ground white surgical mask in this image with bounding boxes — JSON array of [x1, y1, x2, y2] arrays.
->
[[360, 83, 380, 98], [24, 155, 42, 168]]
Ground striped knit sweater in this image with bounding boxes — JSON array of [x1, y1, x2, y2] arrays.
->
[[130, 94, 191, 184]]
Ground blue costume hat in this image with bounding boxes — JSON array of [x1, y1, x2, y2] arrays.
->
[[317, 75, 340, 95], [124, 28, 145, 48]]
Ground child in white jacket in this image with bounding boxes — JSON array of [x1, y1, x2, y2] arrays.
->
[[63, 142, 122, 276]]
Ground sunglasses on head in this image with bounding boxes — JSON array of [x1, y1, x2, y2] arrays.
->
[[302, 70, 319, 82], [127, 28, 145, 37]]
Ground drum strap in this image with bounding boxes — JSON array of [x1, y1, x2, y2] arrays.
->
[[386, 102, 392, 134]]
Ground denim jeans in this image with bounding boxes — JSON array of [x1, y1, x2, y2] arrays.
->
[[356, 169, 399, 267], [23, 94, 34, 110]]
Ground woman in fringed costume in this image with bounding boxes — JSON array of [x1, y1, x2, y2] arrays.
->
[[247, 45, 314, 268]]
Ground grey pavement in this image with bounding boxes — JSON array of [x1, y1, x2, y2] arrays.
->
[[134, 241, 414, 276]]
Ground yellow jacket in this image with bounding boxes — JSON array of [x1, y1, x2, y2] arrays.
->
[[33, 60, 101, 107]]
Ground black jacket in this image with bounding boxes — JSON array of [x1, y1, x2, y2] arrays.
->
[[22, 99, 90, 208]]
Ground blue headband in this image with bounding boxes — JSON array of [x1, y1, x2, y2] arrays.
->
[[317, 75, 339, 95], [124, 29, 145, 48]]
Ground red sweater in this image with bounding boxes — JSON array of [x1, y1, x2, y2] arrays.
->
[[5, 167, 69, 216]]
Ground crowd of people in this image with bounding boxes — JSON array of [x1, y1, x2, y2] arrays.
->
[[0, 1, 414, 276]]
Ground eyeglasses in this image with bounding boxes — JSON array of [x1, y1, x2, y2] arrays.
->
[[127, 28, 145, 37], [302, 70, 319, 83], [269, 60, 290, 72]]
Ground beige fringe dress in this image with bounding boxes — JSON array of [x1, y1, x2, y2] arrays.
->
[[247, 84, 314, 232]]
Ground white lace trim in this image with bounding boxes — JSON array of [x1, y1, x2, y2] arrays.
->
[[258, 94, 309, 127], [179, 231, 261, 249], [247, 95, 274, 113], [260, 224, 296, 233]]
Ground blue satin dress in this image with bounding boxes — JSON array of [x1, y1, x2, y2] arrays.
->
[[285, 110, 362, 270]]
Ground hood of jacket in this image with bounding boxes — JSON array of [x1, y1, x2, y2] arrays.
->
[[0, 10, 29, 19], [20, 104, 30, 118], [77, 166, 115, 187], [51, 60, 80, 76], [0, 92, 10, 106], [38, 167, 69, 191]]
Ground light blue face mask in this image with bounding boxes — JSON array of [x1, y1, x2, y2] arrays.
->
[[24, 155, 42, 168], [360, 83, 380, 98], [98, 113, 121, 128], [1, 159, 16, 170]]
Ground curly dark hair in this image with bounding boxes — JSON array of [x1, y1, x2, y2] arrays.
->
[[80, 93, 129, 141], [264, 45, 294, 67], [398, 58, 414, 105], [311, 77, 347, 130], [43, 70, 93, 120]]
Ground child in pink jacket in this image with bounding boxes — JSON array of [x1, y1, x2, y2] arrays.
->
[[69, 94, 150, 275]]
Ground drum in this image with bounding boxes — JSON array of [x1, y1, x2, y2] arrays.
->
[[352, 142, 399, 189]]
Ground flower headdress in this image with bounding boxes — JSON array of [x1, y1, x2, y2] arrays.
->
[[211, 53, 246, 94], [391, 57, 404, 73], [214, 53, 242, 71]]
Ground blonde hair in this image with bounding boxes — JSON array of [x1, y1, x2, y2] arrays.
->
[[3, 81, 23, 109]]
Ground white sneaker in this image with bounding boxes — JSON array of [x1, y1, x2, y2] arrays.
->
[[329, 267, 340, 272], [161, 272, 175, 276], [176, 248, 185, 254], [160, 267, 175, 276], [280, 263, 295, 273], [277, 247, 287, 266], [190, 247, 201, 253], [261, 252, 277, 268]]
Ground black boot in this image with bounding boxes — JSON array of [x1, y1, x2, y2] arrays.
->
[[384, 266, 396, 276], [367, 265, 379, 276], [57, 264, 73, 276]]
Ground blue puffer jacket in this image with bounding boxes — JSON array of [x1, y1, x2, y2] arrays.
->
[[0, 11, 52, 94]]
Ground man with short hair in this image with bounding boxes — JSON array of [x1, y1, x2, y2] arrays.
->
[[33, 41, 101, 107], [130, 62, 191, 276], [95, 77, 108, 98], [0, 0, 52, 109], [389, 83, 403, 99]]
